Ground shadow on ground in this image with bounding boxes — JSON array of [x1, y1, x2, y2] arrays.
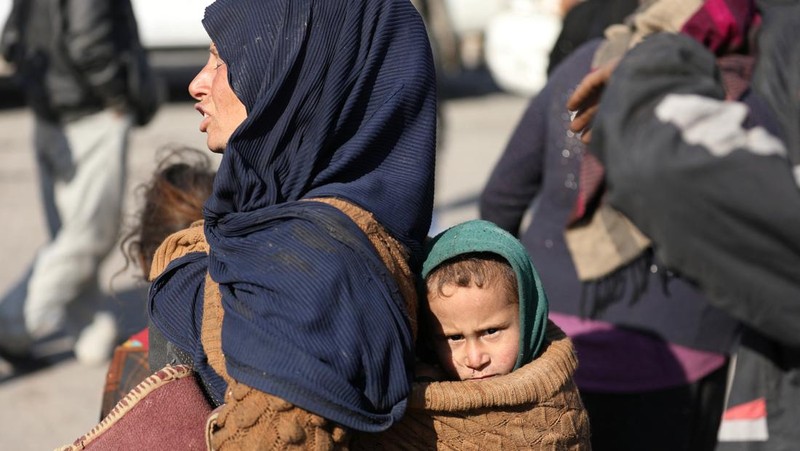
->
[[0, 284, 148, 384]]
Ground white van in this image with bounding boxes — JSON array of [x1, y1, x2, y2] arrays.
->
[[132, 0, 214, 50]]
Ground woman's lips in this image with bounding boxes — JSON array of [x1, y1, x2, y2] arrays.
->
[[199, 114, 210, 132], [195, 104, 210, 132]]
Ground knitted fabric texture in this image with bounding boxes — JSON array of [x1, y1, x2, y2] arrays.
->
[[422, 219, 549, 368], [352, 322, 592, 450], [149, 220, 229, 401], [207, 379, 350, 450], [202, 271, 230, 388], [149, 219, 207, 280], [151, 201, 416, 429]]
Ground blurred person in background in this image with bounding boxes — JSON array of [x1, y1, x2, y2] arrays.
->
[[546, 0, 639, 75], [0, 0, 158, 365], [568, 0, 800, 447], [480, 0, 754, 448]]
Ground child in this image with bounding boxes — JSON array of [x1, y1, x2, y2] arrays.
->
[[120, 146, 216, 283], [100, 146, 215, 418], [352, 220, 591, 449], [420, 219, 548, 382]]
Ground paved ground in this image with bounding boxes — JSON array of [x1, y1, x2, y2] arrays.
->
[[0, 70, 530, 450]]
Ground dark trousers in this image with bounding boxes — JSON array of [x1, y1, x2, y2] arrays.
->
[[581, 364, 728, 451]]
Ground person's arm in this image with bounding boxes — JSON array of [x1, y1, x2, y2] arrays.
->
[[479, 86, 550, 236], [592, 32, 800, 346], [63, 0, 128, 110]]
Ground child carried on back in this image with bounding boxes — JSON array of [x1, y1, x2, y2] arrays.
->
[[353, 219, 592, 449]]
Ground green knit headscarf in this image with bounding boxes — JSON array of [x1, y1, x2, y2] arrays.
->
[[421, 220, 550, 369]]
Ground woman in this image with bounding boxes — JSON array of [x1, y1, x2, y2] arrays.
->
[[147, 0, 437, 448]]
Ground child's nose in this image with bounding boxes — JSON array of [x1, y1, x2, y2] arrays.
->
[[464, 341, 490, 370]]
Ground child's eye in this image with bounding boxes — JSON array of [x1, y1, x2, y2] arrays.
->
[[446, 334, 464, 342], [484, 328, 501, 337]]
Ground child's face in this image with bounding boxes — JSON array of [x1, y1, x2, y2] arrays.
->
[[426, 283, 520, 381]]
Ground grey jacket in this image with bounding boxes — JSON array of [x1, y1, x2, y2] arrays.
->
[[591, 5, 800, 448], [1, 0, 136, 122]]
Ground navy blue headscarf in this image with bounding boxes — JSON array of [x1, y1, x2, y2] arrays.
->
[[204, 0, 436, 251], [148, 0, 436, 432]]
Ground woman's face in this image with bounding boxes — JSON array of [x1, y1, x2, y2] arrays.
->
[[188, 43, 247, 153]]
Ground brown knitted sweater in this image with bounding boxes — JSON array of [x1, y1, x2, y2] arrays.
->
[[352, 322, 592, 450]]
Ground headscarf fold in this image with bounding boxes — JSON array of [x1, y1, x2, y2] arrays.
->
[[149, 0, 436, 432]]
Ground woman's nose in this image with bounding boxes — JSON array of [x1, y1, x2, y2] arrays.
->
[[188, 65, 212, 101]]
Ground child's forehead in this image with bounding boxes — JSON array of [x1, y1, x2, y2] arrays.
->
[[426, 280, 518, 304], [429, 253, 511, 273]]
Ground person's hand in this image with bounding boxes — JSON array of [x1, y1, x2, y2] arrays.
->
[[566, 57, 621, 144]]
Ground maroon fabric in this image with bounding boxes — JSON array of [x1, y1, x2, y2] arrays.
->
[[568, 150, 605, 225], [680, 0, 760, 55], [681, 0, 759, 99], [718, 54, 756, 100], [82, 372, 211, 450]]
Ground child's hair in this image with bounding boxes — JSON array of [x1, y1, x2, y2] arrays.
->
[[425, 252, 517, 303], [120, 146, 216, 280]]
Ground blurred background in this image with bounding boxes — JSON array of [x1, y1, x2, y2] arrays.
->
[[0, 0, 567, 96]]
